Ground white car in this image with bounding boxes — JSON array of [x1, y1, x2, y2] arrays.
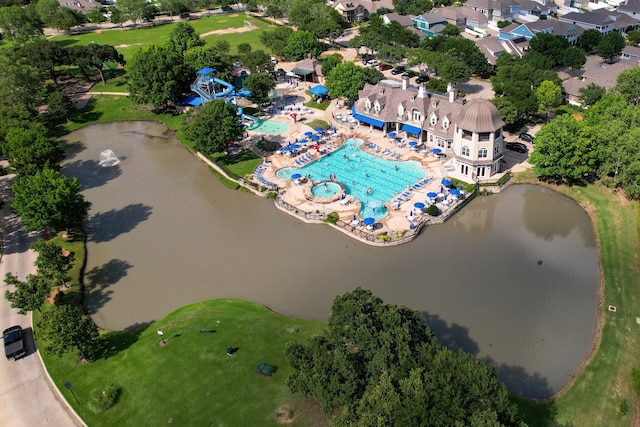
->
[[366, 59, 380, 67]]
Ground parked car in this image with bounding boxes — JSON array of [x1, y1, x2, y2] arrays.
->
[[3, 326, 26, 360], [178, 12, 190, 19], [366, 59, 380, 68], [362, 55, 375, 65], [378, 63, 393, 71], [519, 133, 535, 143], [390, 66, 405, 75], [416, 75, 430, 84], [401, 70, 418, 78], [505, 142, 528, 153]]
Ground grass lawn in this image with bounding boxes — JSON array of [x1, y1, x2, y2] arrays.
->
[[42, 299, 327, 426], [65, 95, 183, 132], [50, 14, 272, 63], [513, 172, 640, 426]]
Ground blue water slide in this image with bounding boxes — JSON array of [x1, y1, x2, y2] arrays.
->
[[211, 77, 234, 99], [242, 114, 260, 123]]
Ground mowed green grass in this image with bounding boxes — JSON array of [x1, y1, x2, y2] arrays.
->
[[514, 172, 640, 426], [42, 299, 326, 426], [50, 13, 272, 62]]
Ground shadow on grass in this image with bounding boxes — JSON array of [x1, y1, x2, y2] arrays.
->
[[95, 321, 152, 360], [218, 149, 260, 166], [86, 204, 153, 243], [71, 98, 103, 124], [84, 259, 133, 313], [63, 159, 122, 190]]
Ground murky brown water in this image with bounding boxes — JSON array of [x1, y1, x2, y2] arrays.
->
[[62, 121, 599, 398]]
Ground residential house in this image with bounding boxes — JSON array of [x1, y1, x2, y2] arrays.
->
[[438, 6, 489, 30], [333, 0, 370, 23], [618, 0, 640, 19], [620, 45, 640, 63], [290, 58, 322, 83], [499, 19, 583, 44], [413, 11, 448, 38], [559, 9, 640, 34], [382, 13, 425, 38], [475, 37, 507, 65], [464, 0, 521, 23], [516, 0, 558, 19], [562, 55, 637, 105]]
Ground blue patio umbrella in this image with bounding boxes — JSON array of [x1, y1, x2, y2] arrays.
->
[[414, 202, 425, 209], [409, 141, 418, 147], [311, 135, 320, 141], [309, 85, 329, 96], [433, 148, 442, 154], [450, 189, 461, 196], [299, 139, 308, 144], [304, 131, 313, 137], [363, 217, 375, 226], [315, 127, 324, 132], [441, 179, 452, 187], [388, 132, 397, 138], [427, 192, 438, 199], [282, 144, 300, 152], [291, 173, 302, 179]]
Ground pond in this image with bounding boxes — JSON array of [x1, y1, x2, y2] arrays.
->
[[62, 121, 599, 399]]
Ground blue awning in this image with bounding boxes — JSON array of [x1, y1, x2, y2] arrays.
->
[[402, 123, 422, 135], [352, 106, 384, 128]]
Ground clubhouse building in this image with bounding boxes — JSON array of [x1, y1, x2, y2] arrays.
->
[[352, 78, 506, 184]]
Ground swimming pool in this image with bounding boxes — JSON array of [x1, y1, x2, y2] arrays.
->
[[247, 119, 291, 135], [277, 138, 426, 219], [311, 182, 341, 197]]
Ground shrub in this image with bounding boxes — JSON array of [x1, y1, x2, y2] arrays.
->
[[497, 20, 511, 29], [427, 204, 440, 216], [324, 212, 339, 224], [266, 192, 277, 200], [377, 232, 390, 242], [87, 384, 120, 413]]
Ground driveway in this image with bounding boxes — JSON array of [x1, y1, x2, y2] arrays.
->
[[0, 169, 85, 427]]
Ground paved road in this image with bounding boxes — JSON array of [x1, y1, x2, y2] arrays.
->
[[0, 171, 85, 427]]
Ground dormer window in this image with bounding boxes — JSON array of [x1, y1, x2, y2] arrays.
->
[[442, 118, 449, 129], [431, 101, 437, 107], [430, 113, 437, 126], [410, 96, 415, 101], [374, 102, 381, 113], [412, 108, 421, 121], [365, 100, 371, 111], [379, 89, 385, 95], [397, 104, 404, 116]]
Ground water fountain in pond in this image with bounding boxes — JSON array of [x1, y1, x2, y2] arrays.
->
[[98, 149, 120, 167]]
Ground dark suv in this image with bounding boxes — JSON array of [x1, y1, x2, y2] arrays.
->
[[505, 142, 528, 153], [3, 326, 26, 360], [519, 133, 535, 143], [391, 66, 405, 75]]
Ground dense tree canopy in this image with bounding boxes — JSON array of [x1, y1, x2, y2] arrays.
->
[[288, 0, 343, 42], [393, 0, 433, 15], [18, 39, 67, 85], [321, 53, 343, 78], [0, 4, 43, 41], [4, 273, 51, 314], [128, 44, 191, 109], [419, 35, 491, 77], [597, 31, 625, 63], [577, 29, 602, 52], [31, 239, 75, 287], [182, 99, 244, 155], [11, 168, 91, 233], [166, 22, 205, 54], [243, 72, 276, 106], [535, 80, 563, 118], [286, 288, 522, 426], [578, 83, 606, 108], [38, 304, 101, 360], [4, 124, 65, 176], [67, 43, 125, 85], [260, 26, 293, 58], [283, 30, 322, 61], [613, 67, 640, 105], [325, 61, 374, 101]]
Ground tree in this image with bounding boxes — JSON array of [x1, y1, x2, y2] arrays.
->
[[49, 6, 86, 34], [441, 23, 460, 37], [597, 31, 625, 63], [562, 46, 586, 75], [46, 89, 76, 124], [4, 273, 51, 314], [243, 50, 272, 74], [614, 67, 640, 105], [87, 9, 107, 26], [4, 124, 65, 176], [535, 80, 563, 119], [492, 97, 518, 129], [166, 22, 205, 54], [243, 72, 276, 106], [578, 83, 606, 107], [31, 239, 74, 287], [128, 44, 191, 109], [116, 0, 147, 24], [325, 61, 370, 101], [627, 29, 640, 46], [392, 0, 433, 15], [68, 44, 125, 85], [18, 39, 67, 85], [288, 0, 344, 42], [182, 100, 244, 155], [321, 53, 342, 78], [529, 114, 598, 182], [283, 31, 322, 61], [0, 5, 43, 42], [286, 288, 523, 426], [38, 304, 100, 360], [528, 33, 570, 67], [108, 5, 125, 27], [260, 26, 293, 58], [183, 46, 232, 78], [11, 168, 91, 233], [577, 29, 602, 53]]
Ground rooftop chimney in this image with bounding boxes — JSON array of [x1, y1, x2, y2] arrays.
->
[[447, 82, 456, 103], [418, 84, 428, 98], [402, 76, 409, 90]]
